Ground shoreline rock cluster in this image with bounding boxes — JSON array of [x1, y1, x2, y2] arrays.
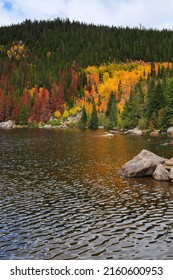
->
[[1, 119, 173, 138], [120, 149, 173, 182]]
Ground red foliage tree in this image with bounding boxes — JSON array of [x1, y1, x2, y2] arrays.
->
[[50, 82, 64, 114], [39, 88, 51, 123], [21, 90, 31, 113], [0, 89, 5, 122], [5, 92, 13, 120], [29, 87, 51, 123]]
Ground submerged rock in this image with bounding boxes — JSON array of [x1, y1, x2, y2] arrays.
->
[[161, 140, 173, 146], [103, 132, 114, 137], [153, 164, 170, 181], [109, 130, 119, 134], [103, 133, 114, 137], [120, 149, 167, 178], [150, 130, 160, 136], [124, 127, 143, 136]]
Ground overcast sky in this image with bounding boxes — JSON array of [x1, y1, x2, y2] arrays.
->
[[0, 0, 173, 29]]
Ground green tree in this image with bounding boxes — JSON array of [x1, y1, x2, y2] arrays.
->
[[89, 101, 98, 129], [158, 108, 167, 129], [165, 78, 173, 126], [106, 103, 117, 129], [121, 83, 144, 129], [105, 92, 117, 129], [146, 79, 164, 121], [68, 96, 74, 109], [149, 111, 158, 130], [106, 92, 116, 117], [146, 78, 156, 120], [79, 105, 87, 129], [19, 104, 28, 124]]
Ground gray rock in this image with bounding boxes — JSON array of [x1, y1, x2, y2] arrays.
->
[[120, 149, 167, 178], [169, 168, 173, 179], [0, 120, 13, 129], [150, 130, 160, 136], [161, 140, 173, 146], [124, 127, 143, 136], [165, 158, 173, 166], [109, 130, 119, 134], [164, 158, 173, 170], [103, 132, 114, 137], [43, 124, 52, 128], [167, 127, 173, 135], [153, 164, 170, 181]]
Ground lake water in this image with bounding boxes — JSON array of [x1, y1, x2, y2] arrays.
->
[[0, 128, 173, 260]]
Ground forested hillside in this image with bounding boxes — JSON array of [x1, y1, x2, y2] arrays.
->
[[0, 18, 173, 129]]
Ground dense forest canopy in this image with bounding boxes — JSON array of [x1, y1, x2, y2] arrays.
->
[[1, 18, 173, 65], [0, 18, 173, 129]]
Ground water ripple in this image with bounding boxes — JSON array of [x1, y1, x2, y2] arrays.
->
[[0, 129, 173, 259]]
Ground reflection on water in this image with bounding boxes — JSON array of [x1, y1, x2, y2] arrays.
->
[[0, 128, 173, 259]]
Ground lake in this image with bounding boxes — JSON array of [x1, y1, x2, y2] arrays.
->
[[0, 128, 173, 259]]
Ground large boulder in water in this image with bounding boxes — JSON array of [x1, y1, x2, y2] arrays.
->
[[120, 149, 167, 178]]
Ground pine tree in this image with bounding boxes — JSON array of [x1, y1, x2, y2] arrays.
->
[[105, 92, 116, 117], [106, 102, 117, 129], [79, 105, 87, 129], [165, 78, 173, 126], [89, 101, 98, 129], [81, 105, 87, 123], [146, 79, 164, 121], [19, 104, 28, 124], [105, 92, 117, 129]]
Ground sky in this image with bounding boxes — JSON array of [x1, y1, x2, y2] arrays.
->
[[0, 0, 173, 29]]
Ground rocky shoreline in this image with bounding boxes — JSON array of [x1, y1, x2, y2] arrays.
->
[[120, 149, 173, 182], [1, 120, 173, 140]]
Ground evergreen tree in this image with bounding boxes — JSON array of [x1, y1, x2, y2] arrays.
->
[[79, 105, 87, 129], [146, 78, 156, 120], [105, 92, 117, 129], [146, 79, 164, 122], [165, 78, 173, 126], [149, 111, 158, 130], [158, 108, 167, 129], [19, 104, 28, 124], [106, 102, 117, 129], [106, 92, 116, 117], [121, 83, 144, 129], [89, 101, 98, 129]]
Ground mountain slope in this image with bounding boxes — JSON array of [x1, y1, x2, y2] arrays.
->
[[0, 18, 173, 129]]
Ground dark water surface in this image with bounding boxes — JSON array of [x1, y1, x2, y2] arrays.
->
[[0, 128, 173, 259]]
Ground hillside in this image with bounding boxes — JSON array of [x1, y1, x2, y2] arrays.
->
[[0, 18, 173, 129], [1, 18, 173, 66]]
